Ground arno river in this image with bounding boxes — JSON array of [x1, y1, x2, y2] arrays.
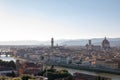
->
[[0, 55, 120, 80]]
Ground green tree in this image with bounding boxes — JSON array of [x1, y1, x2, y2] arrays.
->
[[21, 75, 31, 80], [9, 60, 16, 69], [43, 69, 73, 80]]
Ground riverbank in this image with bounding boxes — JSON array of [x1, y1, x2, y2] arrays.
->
[[40, 64, 120, 80], [46, 63, 120, 75], [0, 55, 16, 62], [1, 56, 119, 80], [13, 56, 27, 62], [14, 56, 120, 75]]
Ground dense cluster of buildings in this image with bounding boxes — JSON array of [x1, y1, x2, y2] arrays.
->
[[10, 37, 119, 70], [16, 60, 43, 75], [17, 38, 119, 69], [86, 37, 110, 51], [0, 37, 120, 79]]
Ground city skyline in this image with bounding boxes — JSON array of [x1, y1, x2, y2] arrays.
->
[[0, 0, 120, 41]]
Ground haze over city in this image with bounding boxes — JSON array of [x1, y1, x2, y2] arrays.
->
[[0, 0, 120, 41], [1, 1, 120, 80]]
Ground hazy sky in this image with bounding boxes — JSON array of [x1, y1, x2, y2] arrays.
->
[[0, 0, 120, 41]]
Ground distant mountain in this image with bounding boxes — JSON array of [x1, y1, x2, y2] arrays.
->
[[0, 38, 120, 47]]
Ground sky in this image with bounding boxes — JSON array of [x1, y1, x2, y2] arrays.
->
[[0, 0, 120, 41]]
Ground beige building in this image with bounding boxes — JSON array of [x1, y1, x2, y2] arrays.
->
[[96, 59, 118, 69]]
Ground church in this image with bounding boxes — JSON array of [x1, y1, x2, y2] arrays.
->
[[86, 37, 111, 51], [102, 37, 110, 50]]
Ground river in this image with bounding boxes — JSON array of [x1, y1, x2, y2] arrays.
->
[[0, 55, 16, 62], [54, 66, 120, 80], [0, 55, 119, 80]]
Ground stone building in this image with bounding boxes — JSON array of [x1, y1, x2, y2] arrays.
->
[[102, 37, 110, 50]]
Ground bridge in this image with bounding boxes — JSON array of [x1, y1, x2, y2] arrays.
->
[[0, 49, 13, 57]]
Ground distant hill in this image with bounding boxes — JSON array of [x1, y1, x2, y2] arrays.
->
[[0, 41, 42, 45], [60, 38, 120, 47], [0, 38, 120, 47]]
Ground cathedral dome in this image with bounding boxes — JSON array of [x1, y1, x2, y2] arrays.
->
[[102, 37, 110, 50], [102, 37, 109, 44]]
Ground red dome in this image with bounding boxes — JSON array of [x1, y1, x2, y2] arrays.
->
[[102, 37, 110, 44]]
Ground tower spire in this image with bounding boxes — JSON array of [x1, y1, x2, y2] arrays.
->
[[51, 37, 54, 48]]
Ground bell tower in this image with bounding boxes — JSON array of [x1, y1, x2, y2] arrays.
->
[[51, 38, 54, 48]]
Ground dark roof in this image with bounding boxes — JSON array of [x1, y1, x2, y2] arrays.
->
[[102, 37, 110, 44], [0, 67, 14, 71]]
